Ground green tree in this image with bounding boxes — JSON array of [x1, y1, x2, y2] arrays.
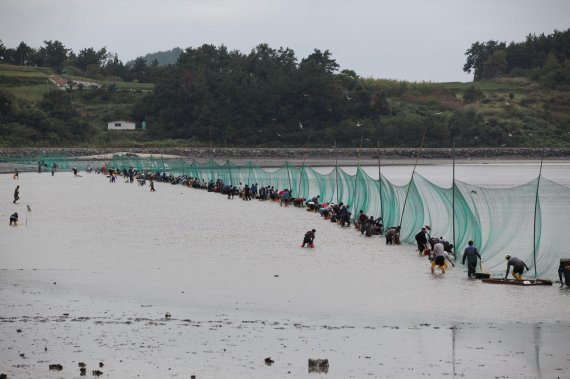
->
[[0, 40, 6, 62], [480, 49, 507, 79], [36, 40, 70, 72], [76, 47, 109, 72], [103, 53, 126, 78], [13, 41, 35, 66], [129, 57, 148, 81], [464, 40, 506, 80]]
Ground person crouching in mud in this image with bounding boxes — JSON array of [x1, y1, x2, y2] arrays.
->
[[504, 254, 529, 280], [9, 212, 18, 226], [431, 239, 455, 273], [385, 226, 400, 245], [301, 229, 316, 248]]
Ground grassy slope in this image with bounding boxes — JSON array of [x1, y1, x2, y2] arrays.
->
[[0, 64, 154, 102], [1, 63, 569, 146], [0, 64, 155, 146]]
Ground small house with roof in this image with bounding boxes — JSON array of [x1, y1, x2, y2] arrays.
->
[[107, 121, 136, 130]]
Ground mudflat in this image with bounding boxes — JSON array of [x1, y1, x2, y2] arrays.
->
[[1, 171, 569, 378]]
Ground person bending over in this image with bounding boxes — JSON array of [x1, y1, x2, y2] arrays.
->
[[431, 239, 455, 274], [504, 254, 529, 280], [301, 229, 316, 248]]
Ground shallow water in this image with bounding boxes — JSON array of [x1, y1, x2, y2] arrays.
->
[[323, 161, 570, 187], [1, 169, 569, 378]]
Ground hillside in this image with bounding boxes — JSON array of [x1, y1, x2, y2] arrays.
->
[[1, 62, 569, 148], [0, 64, 154, 147], [125, 47, 182, 67]]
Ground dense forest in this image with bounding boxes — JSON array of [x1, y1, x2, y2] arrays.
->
[[1, 28, 570, 148], [464, 29, 570, 88]]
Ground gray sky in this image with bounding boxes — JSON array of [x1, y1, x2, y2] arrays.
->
[[1, 0, 569, 82]]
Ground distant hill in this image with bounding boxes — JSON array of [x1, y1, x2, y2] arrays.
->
[[126, 47, 182, 67], [2, 33, 570, 148]]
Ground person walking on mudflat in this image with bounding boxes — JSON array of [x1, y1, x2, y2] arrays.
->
[[13, 185, 20, 203], [462, 240, 482, 278]]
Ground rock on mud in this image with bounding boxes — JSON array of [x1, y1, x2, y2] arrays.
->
[[308, 358, 329, 373]]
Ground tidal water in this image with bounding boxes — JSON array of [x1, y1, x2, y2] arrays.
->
[[1, 164, 569, 378], [326, 160, 570, 187]]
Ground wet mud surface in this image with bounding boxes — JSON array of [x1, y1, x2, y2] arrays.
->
[[1, 171, 570, 378]]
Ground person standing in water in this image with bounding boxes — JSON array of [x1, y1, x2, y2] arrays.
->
[[13, 185, 20, 203], [462, 240, 482, 278]]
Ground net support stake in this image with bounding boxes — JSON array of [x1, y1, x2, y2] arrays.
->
[[399, 125, 428, 229], [452, 142, 456, 257], [377, 141, 383, 223], [533, 148, 545, 279]]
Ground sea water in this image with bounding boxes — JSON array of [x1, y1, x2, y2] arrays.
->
[[1, 163, 569, 378]]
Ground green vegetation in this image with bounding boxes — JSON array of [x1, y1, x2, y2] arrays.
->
[[463, 29, 570, 89], [126, 47, 182, 67], [1, 29, 570, 148]]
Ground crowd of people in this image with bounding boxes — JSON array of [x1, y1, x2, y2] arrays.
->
[[9, 163, 557, 284], [95, 167, 541, 280]]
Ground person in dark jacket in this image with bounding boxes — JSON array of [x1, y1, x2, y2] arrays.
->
[[301, 229, 316, 248], [13, 185, 20, 203], [385, 226, 400, 245], [9, 212, 18, 226], [243, 184, 251, 200], [462, 241, 482, 278], [339, 205, 351, 227], [505, 254, 530, 280], [354, 210, 368, 231], [559, 259, 570, 287], [415, 227, 429, 255]]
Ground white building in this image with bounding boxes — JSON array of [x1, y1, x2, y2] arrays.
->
[[107, 121, 136, 130]]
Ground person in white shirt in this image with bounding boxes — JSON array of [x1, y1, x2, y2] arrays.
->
[[431, 239, 455, 273]]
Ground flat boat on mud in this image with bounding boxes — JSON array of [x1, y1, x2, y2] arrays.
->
[[481, 278, 553, 286]]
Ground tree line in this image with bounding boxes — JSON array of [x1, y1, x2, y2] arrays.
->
[[1, 33, 570, 148], [0, 39, 163, 82], [133, 44, 393, 147], [463, 28, 570, 88]]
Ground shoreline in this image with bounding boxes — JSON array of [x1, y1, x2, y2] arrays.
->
[[2, 147, 570, 169]]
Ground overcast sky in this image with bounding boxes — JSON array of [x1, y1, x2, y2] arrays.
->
[[1, 0, 569, 82]]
